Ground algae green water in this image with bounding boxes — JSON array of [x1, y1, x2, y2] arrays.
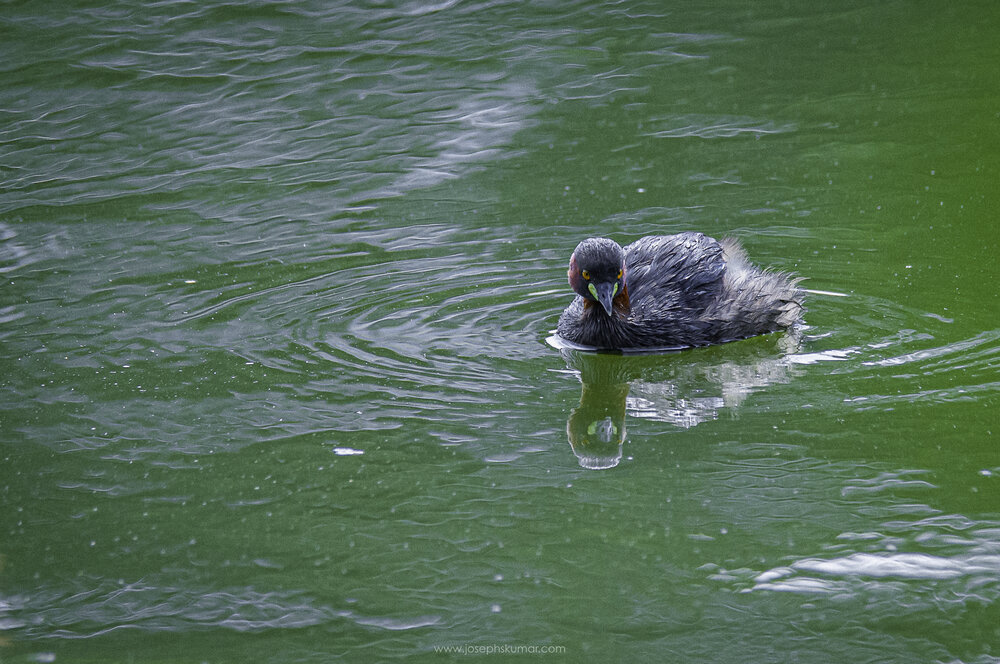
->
[[2, 1, 998, 662]]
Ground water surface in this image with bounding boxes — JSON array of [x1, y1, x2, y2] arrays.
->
[[2, 1, 999, 662]]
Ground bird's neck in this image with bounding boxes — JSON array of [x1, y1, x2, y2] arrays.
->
[[614, 282, 631, 314]]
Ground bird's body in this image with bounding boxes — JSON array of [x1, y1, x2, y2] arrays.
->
[[556, 232, 804, 350]]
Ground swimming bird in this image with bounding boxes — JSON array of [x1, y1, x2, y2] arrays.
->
[[556, 232, 804, 350]]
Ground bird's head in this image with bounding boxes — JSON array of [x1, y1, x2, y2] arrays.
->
[[568, 238, 626, 316]]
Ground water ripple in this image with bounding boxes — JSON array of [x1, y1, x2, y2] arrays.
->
[[1, 3, 546, 220], [643, 114, 797, 139], [862, 328, 1000, 373], [2, 579, 439, 638], [752, 550, 1000, 588], [785, 288, 1000, 412], [840, 470, 938, 496]]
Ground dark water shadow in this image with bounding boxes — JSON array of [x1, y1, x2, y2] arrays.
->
[[553, 331, 802, 469]]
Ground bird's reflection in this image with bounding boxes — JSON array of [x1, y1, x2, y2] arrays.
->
[[566, 368, 631, 470], [561, 331, 801, 469]]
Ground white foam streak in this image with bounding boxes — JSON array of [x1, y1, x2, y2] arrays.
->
[[752, 551, 1000, 593]]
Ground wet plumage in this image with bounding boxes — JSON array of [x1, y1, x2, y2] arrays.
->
[[556, 232, 804, 350]]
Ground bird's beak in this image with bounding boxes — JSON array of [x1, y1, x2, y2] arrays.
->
[[588, 281, 618, 316]]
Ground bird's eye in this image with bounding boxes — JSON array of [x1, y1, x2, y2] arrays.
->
[[616, 269, 623, 280], [581, 270, 590, 280]]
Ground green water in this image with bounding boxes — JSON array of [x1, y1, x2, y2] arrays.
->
[[2, 1, 999, 662]]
